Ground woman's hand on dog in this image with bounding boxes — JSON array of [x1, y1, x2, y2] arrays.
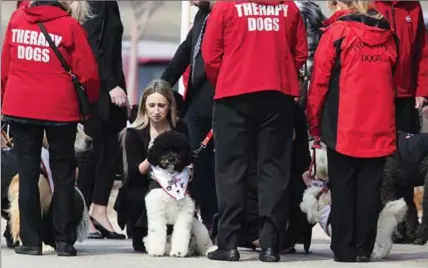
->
[[139, 158, 152, 175]]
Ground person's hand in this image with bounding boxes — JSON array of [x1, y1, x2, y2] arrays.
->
[[311, 136, 322, 149], [302, 171, 312, 187], [415, 96, 427, 109], [109, 86, 128, 107]]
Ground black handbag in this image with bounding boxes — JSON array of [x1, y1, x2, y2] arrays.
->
[[38, 22, 91, 120]]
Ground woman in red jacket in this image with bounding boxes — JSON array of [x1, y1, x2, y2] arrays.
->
[[307, 0, 397, 263], [202, 0, 307, 262], [1, 0, 99, 256]]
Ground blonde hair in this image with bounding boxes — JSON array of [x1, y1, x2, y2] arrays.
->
[[119, 79, 178, 177], [29, 1, 93, 22], [333, 1, 383, 19]]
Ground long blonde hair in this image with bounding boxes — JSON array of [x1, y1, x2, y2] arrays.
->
[[332, 1, 383, 19], [119, 79, 178, 178], [29, 1, 93, 22]]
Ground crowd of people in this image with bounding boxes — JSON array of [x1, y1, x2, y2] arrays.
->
[[1, 0, 427, 264]]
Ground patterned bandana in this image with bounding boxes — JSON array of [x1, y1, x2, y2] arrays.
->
[[150, 166, 190, 200]]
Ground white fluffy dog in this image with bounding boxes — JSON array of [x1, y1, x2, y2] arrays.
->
[[300, 141, 407, 261], [144, 131, 213, 257]]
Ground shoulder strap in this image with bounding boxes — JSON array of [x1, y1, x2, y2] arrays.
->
[[38, 22, 72, 74]]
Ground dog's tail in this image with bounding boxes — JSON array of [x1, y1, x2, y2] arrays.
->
[[75, 187, 90, 242], [191, 218, 214, 256], [371, 198, 407, 261]]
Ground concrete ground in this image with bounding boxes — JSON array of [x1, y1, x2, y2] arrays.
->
[[2, 183, 428, 268]]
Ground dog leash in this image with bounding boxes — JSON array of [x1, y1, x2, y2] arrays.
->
[[193, 129, 214, 158], [308, 137, 322, 179]]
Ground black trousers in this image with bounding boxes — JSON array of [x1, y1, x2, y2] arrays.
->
[[327, 148, 386, 261], [11, 122, 77, 246], [395, 97, 420, 134], [185, 114, 218, 227], [77, 107, 125, 207], [213, 91, 295, 249]]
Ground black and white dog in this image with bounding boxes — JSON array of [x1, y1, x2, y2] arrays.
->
[[381, 131, 428, 245], [144, 130, 213, 257]]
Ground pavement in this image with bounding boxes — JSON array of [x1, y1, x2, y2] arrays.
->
[[2, 182, 428, 268]]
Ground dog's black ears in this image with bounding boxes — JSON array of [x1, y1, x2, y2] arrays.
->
[[184, 146, 194, 166]]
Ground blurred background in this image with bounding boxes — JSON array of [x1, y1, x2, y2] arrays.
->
[[1, 1, 428, 102]]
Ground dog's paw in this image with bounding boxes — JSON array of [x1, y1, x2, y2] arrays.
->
[[169, 245, 189, 258], [146, 241, 166, 257], [42, 243, 56, 254], [413, 238, 427, 245]]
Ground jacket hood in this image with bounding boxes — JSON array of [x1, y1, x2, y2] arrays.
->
[[322, 9, 352, 27], [338, 14, 393, 47], [23, 1, 69, 23], [249, 1, 284, 6]]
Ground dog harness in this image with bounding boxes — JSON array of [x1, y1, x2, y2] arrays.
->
[[150, 166, 190, 200]]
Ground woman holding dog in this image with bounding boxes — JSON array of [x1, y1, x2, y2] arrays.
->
[[1, 0, 99, 256], [116, 80, 189, 252], [307, 0, 397, 262]]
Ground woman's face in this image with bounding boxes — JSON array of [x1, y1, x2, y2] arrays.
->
[[145, 93, 170, 124]]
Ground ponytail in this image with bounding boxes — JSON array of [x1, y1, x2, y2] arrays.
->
[[337, 1, 383, 19]]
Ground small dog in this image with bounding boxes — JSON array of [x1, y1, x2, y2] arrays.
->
[[144, 130, 213, 257], [300, 142, 408, 261]]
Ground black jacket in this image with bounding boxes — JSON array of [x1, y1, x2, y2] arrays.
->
[[161, 9, 214, 119], [114, 120, 188, 230], [83, 1, 127, 122]]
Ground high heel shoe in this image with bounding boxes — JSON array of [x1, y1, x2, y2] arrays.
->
[[90, 216, 126, 240]]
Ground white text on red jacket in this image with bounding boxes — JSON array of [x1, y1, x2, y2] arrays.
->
[[235, 3, 288, 32], [11, 29, 63, 63]]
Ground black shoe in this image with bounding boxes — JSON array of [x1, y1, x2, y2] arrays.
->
[[91, 217, 126, 239], [259, 247, 280, 262], [356, 256, 370, 262], [207, 248, 240, 262], [14, 245, 42, 256], [56, 242, 77, 257], [88, 231, 104, 239], [132, 236, 146, 253], [334, 255, 356, 262]]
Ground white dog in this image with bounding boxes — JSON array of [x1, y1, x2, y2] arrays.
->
[[300, 141, 407, 261], [144, 167, 213, 257]]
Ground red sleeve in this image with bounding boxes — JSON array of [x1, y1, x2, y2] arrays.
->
[[1, 22, 12, 102], [415, 9, 428, 97], [71, 23, 100, 104], [306, 26, 342, 137], [17, 1, 30, 9], [182, 65, 190, 90], [201, 3, 226, 87], [291, 5, 308, 72]]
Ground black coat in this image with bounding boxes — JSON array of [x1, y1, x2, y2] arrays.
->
[[83, 1, 127, 122], [161, 9, 214, 119], [114, 120, 189, 231]]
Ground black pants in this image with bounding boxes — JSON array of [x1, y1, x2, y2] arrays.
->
[[185, 114, 218, 227], [11, 122, 77, 246], [395, 97, 420, 134], [213, 91, 295, 249], [77, 108, 125, 207], [327, 148, 385, 261]]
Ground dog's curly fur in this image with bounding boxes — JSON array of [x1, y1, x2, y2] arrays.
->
[[144, 131, 213, 257], [381, 154, 428, 245]]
